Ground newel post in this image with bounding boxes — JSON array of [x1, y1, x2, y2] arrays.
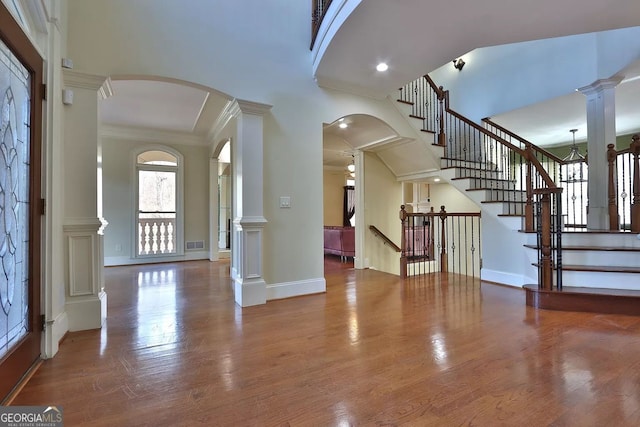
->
[[524, 145, 535, 232], [607, 143, 619, 231], [536, 190, 553, 291], [399, 205, 407, 278], [631, 135, 640, 232], [437, 86, 446, 147], [438, 205, 448, 273]]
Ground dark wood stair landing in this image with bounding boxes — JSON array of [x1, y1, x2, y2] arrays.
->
[[524, 284, 640, 316]]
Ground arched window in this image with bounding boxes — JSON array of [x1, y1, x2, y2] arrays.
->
[[135, 148, 183, 257]]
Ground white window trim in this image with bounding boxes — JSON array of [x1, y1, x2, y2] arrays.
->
[[132, 145, 185, 259]]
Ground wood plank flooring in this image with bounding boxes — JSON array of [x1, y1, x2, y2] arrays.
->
[[11, 258, 640, 426]]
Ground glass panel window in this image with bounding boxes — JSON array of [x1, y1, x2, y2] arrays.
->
[[0, 37, 30, 360], [136, 150, 180, 256]]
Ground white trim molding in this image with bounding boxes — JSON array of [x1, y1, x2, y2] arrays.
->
[[267, 278, 326, 301], [481, 268, 527, 288], [101, 124, 206, 146], [105, 251, 209, 267], [63, 218, 108, 331]]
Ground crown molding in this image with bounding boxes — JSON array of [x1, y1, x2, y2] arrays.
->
[[232, 99, 273, 116], [207, 98, 273, 144], [100, 124, 206, 146], [207, 100, 235, 144], [98, 78, 114, 100], [63, 70, 108, 90]]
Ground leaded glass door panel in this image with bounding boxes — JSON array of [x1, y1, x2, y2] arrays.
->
[[0, 2, 43, 402]]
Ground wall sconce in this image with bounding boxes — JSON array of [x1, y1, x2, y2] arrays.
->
[[453, 58, 465, 71]]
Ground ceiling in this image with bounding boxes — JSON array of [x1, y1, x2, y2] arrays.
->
[[99, 1, 640, 175], [490, 60, 640, 146], [315, 1, 640, 169], [314, 0, 640, 99], [100, 79, 231, 139]]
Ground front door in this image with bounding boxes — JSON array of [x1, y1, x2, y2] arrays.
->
[[0, 2, 43, 401]]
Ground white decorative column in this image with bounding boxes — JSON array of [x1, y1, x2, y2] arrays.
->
[[579, 77, 622, 230], [62, 70, 109, 330], [230, 99, 272, 306]]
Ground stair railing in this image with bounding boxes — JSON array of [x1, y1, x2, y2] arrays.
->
[[399, 205, 481, 279], [369, 225, 401, 252], [483, 118, 588, 230], [608, 134, 640, 232], [399, 75, 562, 290], [310, 0, 333, 49]]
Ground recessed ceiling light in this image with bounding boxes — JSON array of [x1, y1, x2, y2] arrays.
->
[[339, 122, 348, 129], [376, 62, 388, 72], [434, 178, 441, 182]]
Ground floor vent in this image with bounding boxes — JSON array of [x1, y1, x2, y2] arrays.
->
[[186, 240, 205, 250]]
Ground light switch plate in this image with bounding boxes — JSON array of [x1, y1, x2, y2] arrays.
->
[[279, 196, 291, 208]]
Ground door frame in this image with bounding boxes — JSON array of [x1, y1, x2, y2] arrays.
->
[[0, 1, 44, 402]]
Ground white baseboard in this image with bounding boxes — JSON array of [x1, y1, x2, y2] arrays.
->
[[266, 277, 326, 301], [481, 268, 529, 288], [65, 291, 107, 331], [43, 311, 69, 358], [105, 251, 209, 266]]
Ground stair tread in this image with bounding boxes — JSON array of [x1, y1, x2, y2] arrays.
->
[[452, 176, 515, 183], [397, 99, 413, 105], [524, 284, 640, 297], [481, 200, 525, 204], [421, 129, 436, 134], [498, 214, 524, 217], [524, 284, 640, 316], [409, 114, 425, 120], [466, 187, 525, 193], [524, 244, 640, 252], [441, 157, 487, 164], [532, 263, 640, 273]]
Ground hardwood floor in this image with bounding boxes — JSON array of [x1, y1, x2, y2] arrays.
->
[[11, 259, 640, 426]]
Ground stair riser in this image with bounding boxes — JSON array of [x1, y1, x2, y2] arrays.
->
[[560, 251, 640, 267], [441, 159, 495, 170], [562, 233, 640, 248], [455, 169, 504, 180], [480, 189, 527, 202], [561, 271, 640, 290], [465, 178, 517, 191]]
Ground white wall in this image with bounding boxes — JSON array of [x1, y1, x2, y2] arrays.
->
[[65, 0, 424, 289], [430, 26, 640, 122], [102, 136, 209, 265], [363, 152, 402, 275]]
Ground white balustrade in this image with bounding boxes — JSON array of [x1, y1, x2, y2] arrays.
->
[[138, 217, 176, 255]]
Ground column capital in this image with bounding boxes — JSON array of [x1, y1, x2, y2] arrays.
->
[[63, 69, 108, 91], [230, 98, 273, 117], [578, 76, 624, 96]]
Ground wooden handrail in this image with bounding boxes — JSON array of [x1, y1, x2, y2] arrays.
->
[[446, 110, 527, 157], [369, 225, 401, 252], [482, 117, 566, 164]]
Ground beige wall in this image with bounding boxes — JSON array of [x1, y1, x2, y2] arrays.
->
[[324, 170, 345, 226], [430, 183, 479, 213], [102, 136, 210, 264], [363, 152, 402, 275]]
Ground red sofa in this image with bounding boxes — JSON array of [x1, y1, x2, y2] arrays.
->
[[324, 226, 355, 261]]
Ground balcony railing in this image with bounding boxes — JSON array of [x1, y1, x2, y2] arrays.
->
[[311, 0, 333, 49], [138, 215, 176, 255]]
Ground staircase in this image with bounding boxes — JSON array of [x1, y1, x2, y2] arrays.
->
[[394, 74, 640, 315]]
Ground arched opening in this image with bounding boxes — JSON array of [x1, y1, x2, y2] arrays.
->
[[134, 147, 183, 257]]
